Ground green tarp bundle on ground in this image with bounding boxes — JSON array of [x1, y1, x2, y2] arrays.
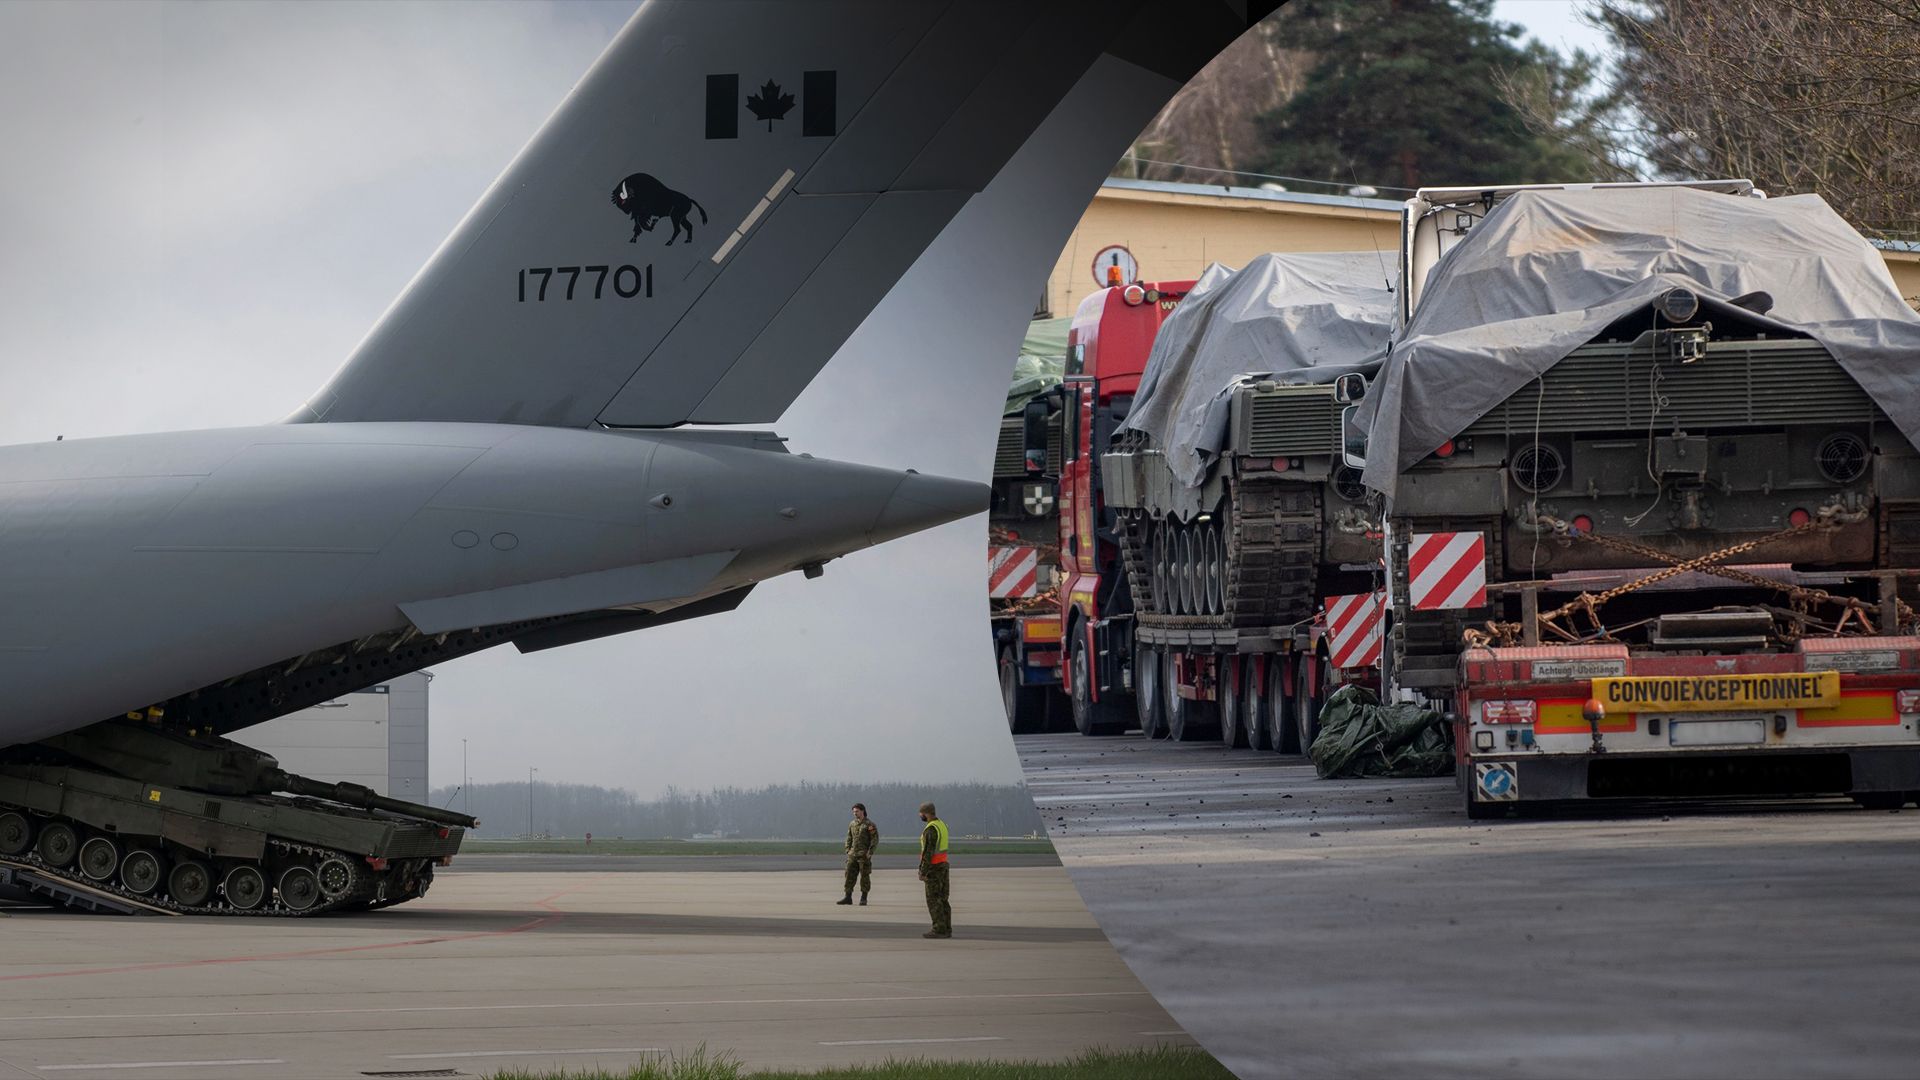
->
[[1308, 685, 1453, 779], [1004, 316, 1072, 416]]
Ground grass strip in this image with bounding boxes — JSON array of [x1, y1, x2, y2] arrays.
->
[[488, 1045, 1230, 1080]]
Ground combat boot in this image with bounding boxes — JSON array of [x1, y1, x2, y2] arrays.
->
[[859, 893, 868, 906], [922, 929, 951, 939], [836, 892, 853, 905]]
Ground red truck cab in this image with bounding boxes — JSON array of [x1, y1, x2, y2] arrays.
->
[[1052, 276, 1193, 734]]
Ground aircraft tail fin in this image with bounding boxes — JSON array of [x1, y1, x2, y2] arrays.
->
[[293, 1, 1277, 430]]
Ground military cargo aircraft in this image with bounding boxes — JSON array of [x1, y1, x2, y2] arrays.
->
[[0, 1, 1274, 913]]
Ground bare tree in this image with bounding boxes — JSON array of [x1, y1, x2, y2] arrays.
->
[[1592, 0, 1920, 240], [1119, 20, 1311, 184]]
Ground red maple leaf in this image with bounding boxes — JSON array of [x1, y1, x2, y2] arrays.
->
[[745, 78, 795, 133]]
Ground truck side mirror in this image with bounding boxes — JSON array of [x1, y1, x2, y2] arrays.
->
[[1022, 399, 1050, 475], [1334, 372, 1368, 404], [1341, 405, 1368, 470]]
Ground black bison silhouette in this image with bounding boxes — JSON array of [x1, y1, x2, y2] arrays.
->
[[610, 172, 707, 246]]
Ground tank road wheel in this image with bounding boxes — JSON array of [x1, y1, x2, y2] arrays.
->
[[37, 822, 78, 869], [78, 835, 120, 882], [120, 850, 164, 896], [278, 866, 321, 912], [1176, 528, 1196, 615], [317, 857, 357, 901], [169, 860, 214, 907], [223, 864, 267, 911], [1243, 655, 1273, 752], [1219, 656, 1247, 748], [1001, 647, 1044, 735], [1151, 521, 1171, 615], [1204, 525, 1225, 615], [1068, 631, 1126, 736], [1295, 652, 1325, 756], [1135, 641, 1167, 738], [0, 812, 32, 857]]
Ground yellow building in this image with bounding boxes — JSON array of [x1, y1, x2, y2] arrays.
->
[[1045, 178, 1920, 316]]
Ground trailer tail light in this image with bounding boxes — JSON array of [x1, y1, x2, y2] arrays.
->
[[1434, 440, 1455, 459], [1789, 508, 1811, 527], [1571, 515, 1594, 534], [1122, 284, 1147, 306], [1897, 690, 1920, 714], [1482, 699, 1537, 724], [366, 857, 389, 871]]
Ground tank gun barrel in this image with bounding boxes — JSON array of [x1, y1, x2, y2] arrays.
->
[[273, 771, 479, 829]]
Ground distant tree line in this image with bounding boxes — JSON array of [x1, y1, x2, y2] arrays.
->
[[428, 779, 1045, 840]]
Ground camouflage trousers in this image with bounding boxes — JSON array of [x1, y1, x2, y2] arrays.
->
[[922, 864, 950, 934], [843, 854, 872, 895]]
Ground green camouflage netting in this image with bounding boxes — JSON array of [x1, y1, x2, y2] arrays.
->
[[1004, 317, 1071, 416], [1308, 685, 1453, 779]]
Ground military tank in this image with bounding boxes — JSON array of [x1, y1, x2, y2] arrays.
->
[[1358, 183, 1920, 693], [1102, 252, 1395, 747], [0, 719, 474, 915]]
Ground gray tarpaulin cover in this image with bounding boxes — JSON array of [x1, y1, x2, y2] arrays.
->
[[1118, 251, 1396, 488], [1309, 685, 1453, 780], [1357, 187, 1920, 496]]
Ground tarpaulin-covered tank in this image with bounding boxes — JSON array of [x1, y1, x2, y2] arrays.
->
[[1355, 185, 1920, 692], [1104, 251, 1394, 631]]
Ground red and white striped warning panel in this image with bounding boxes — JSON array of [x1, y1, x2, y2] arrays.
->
[[1409, 531, 1487, 610], [1324, 591, 1384, 669], [989, 545, 1040, 598]]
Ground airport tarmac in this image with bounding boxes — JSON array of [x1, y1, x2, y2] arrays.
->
[[450, 853, 1058, 873], [0, 861, 1188, 1079], [1021, 733, 1920, 1080]]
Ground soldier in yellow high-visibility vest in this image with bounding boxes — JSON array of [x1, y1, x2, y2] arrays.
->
[[917, 801, 951, 938]]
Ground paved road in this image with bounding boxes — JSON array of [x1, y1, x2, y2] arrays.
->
[[450, 853, 1058, 873], [0, 864, 1188, 1079], [1020, 733, 1920, 1080]]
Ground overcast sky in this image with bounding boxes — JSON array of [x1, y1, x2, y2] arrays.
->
[[0, 0, 1041, 798], [0, 0, 1607, 797]]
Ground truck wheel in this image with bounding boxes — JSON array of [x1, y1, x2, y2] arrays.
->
[[1294, 652, 1324, 755], [1244, 656, 1273, 751], [1068, 634, 1126, 736], [1165, 652, 1218, 742], [1001, 648, 1044, 735], [1135, 641, 1167, 738], [1219, 656, 1247, 748], [1269, 653, 1301, 754]]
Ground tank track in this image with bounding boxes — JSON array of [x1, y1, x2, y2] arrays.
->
[[0, 815, 418, 917], [1123, 476, 1322, 629]]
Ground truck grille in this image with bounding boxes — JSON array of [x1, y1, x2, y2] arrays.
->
[[1464, 341, 1875, 436], [993, 418, 1063, 478], [1244, 389, 1341, 456]]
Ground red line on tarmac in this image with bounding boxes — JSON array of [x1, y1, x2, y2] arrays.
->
[[0, 887, 582, 983]]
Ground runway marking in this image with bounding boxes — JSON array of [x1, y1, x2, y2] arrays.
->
[[0, 888, 583, 984], [38, 1053, 288, 1060], [818, 1037, 1006, 1047], [0, 991, 1150, 1024], [389, 1048, 663, 1061]]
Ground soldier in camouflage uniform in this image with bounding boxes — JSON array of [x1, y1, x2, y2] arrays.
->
[[918, 801, 951, 938], [837, 802, 878, 906]]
